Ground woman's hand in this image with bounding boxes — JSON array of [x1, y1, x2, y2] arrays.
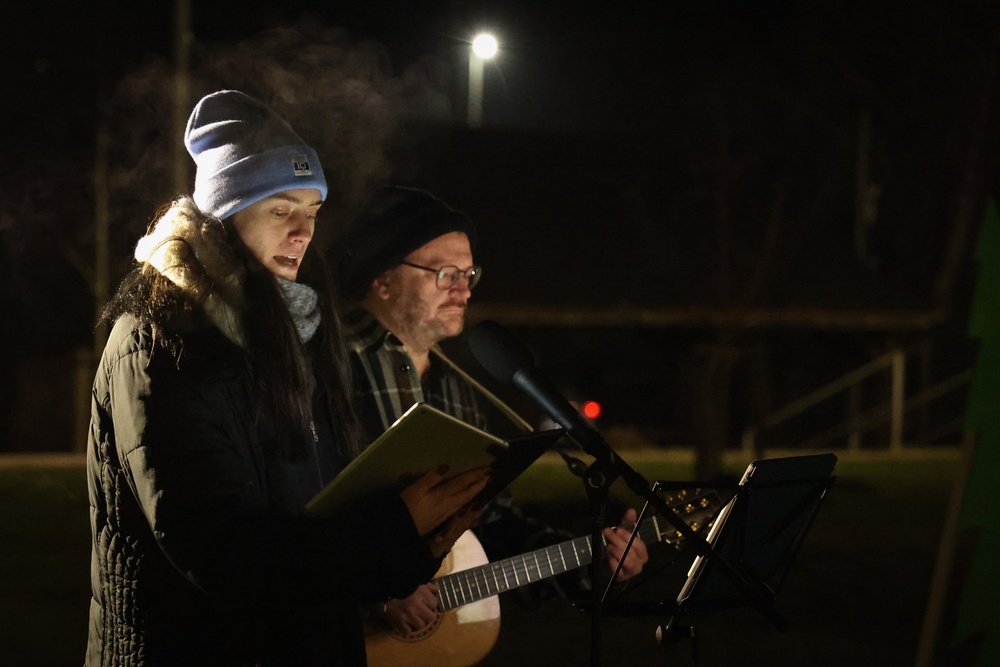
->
[[400, 465, 490, 537]]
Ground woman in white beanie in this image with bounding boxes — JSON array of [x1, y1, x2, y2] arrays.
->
[[85, 90, 487, 666]]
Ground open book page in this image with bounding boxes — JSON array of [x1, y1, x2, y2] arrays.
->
[[307, 402, 562, 516]]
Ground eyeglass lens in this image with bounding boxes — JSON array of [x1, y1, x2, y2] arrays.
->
[[436, 266, 481, 290]]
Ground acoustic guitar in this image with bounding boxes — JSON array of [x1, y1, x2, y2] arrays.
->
[[365, 488, 720, 667]]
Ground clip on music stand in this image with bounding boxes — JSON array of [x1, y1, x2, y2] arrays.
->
[[655, 452, 838, 655]]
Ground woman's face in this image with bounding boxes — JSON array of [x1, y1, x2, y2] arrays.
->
[[231, 188, 322, 281]]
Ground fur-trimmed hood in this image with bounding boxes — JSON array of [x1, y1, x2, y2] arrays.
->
[[133, 199, 247, 347]]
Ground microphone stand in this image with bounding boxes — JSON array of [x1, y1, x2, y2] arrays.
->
[[433, 346, 622, 666], [581, 451, 618, 667], [555, 422, 792, 656], [499, 360, 792, 659], [465, 321, 796, 664]]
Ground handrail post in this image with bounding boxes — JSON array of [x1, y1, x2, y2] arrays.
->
[[847, 383, 861, 450], [890, 349, 905, 452], [742, 427, 756, 457]]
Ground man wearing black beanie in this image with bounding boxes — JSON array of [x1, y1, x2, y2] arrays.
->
[[337, 185, 648, 661]]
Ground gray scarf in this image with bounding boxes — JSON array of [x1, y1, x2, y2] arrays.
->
[[277, 278, 321, 343]]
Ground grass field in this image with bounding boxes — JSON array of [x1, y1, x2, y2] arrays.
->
[[0, 448, 976, 666]]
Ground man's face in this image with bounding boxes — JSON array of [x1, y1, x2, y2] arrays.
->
[[383, 231, 475, 350], [231, 188, 322, 281]]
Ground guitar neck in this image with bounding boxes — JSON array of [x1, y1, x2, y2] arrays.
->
[[434, 535, 590, 611], [434, 519, 671, 611]]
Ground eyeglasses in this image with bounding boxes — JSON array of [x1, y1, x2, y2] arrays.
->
[[400, 261, 483, 290]]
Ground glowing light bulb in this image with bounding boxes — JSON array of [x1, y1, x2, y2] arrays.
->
[[472, 33, 499, 59]]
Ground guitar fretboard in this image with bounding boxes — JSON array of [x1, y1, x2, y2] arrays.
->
[[436, 535, 593, 611], [433, 502, 714, 611]]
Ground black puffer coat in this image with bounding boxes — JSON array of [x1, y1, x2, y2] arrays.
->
[[86, 314, 438, 666]]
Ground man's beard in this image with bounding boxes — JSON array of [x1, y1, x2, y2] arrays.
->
[[398, 294, 466, 349]]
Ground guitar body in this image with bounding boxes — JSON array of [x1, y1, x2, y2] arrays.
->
[[365, 531, 501, 667]]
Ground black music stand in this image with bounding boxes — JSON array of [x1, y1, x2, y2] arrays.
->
[[655, 453, 837, 661]]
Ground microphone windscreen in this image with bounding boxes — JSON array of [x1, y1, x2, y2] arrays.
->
[[468, 320, 534, 384]]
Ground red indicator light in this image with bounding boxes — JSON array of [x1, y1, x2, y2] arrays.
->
[[582, 400, 602, 420]]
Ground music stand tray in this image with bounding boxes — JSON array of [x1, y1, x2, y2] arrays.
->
[[673, 452, 837, 629]]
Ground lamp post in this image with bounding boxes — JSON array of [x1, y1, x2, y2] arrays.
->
[[468, 32, 498, 127]]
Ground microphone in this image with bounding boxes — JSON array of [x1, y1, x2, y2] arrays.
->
[[655, 618, 694, 645], [468, 320, 613, 462]]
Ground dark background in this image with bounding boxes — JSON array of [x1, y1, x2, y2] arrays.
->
[[0, 2, 995, 665], [2, 1, 996, 445]]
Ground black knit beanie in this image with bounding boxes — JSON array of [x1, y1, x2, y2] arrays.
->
[[341, 185, 478, 301]]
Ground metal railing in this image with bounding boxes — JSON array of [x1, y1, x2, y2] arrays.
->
[[742, 348, 972, 454]]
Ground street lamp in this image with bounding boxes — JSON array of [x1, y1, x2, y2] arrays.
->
[[468, 32, 498, 127]]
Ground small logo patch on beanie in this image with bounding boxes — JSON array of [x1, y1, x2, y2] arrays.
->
[[291, 154, 313, 176]]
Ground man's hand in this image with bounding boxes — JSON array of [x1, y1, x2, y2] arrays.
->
[[603, 508, 649, 582], [400, 465, 489, 537], [379, 583, 440, 635]]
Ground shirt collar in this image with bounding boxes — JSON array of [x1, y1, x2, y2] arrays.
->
[[344, 308, 405, 354]]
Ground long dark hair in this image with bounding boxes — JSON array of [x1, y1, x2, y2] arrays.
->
[[229, 223, 364, 460], [297, 249, 365, 461]]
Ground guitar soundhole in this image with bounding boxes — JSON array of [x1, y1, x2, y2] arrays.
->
[[391, 612, 443, 642]]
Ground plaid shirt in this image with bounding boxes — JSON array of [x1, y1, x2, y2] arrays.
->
[[343, 308, 488, 446], [343, 309, 558, 560]]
